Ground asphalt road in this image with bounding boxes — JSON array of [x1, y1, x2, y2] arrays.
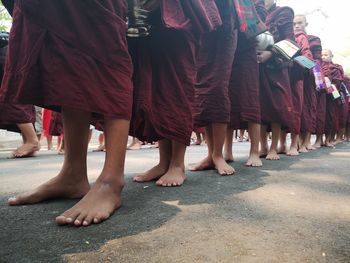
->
[[0, 141, 350, 263]]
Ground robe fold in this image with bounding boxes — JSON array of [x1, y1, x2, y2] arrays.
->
[[259, 4, 294, 130], [0, 0, 133, 120], [0, 37, 35, 133], [129, 0, 222, 145], [229, 0, 265, 129], [194, 0, 238, 128]]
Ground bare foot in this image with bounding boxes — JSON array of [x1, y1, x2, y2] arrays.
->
[[246, 153, 262, 167], [212, 156, 235, 176], [93, 145, 105, 152], [286, 146, 299, 156], [133, 163, 168, 182], [306, 144, 316, 151], [325, 142, 335, 148], [299, 146, 308, 153], [56, 178, 123, 226], [127, 142, 142, 150], [312, 142, 321, 149], [277, 145, 287, 154], [58, 149, 65, 155], [191, 140, 201, 146], [266, 150, 280, 160], [8, 175, 90, 206], [189, 156, 215, 171], [10, 142, 40, 159], [156, 166, 186, 187], [334, 139, 342, 145], [223, 152, 234, 163]]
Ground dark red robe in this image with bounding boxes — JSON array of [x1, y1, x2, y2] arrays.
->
[[259, 5, 294, 129], [0, 4, 36, 133], [293, 31, 314, 134], [193, 0, 238, 128], [129, 0, 222, 145], [229, 0, 266, 129], [322, 62, 345, 134], [344, 76, 350, 126], [308, 35, 326, 135], [0, 1, 133, 120]]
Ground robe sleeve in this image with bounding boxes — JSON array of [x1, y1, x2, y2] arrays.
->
[[276, 7, 295, 41]]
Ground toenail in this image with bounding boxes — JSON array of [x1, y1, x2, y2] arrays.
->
[[83, 221, 88, 226], [66, 218, 73, 223]]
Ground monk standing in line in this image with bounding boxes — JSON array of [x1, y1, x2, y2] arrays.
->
[[190, 0, 238, 175], [307, 34, 327, 148], [321, 49, 344, 147], [293, 15, 319, 152], [224, 0, 267, 167], [0, 1, 40, 158], [258, 0, 295, 160], [2, 1, 134, 227], [279, 14, 314, 156], [131, 1, 222, 185]]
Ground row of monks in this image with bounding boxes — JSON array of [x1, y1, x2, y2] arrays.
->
[[0, 0, 349, 227]]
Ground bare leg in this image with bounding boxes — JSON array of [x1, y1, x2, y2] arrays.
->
[[287, 133, 299, 156], [93, 133, 105, 152], [47, 135, 53, 150], [8, 108, 91, 205], [56, 116, 130, 226], [189, 126, 215, 171], [192, 132, 202, 145], [246, 122, 262, 167], [313, 134, 323, 148], [278, 131, 287, 154], [259, 124, 268, 157], [156, 140, 186, 187], [325, 133, 335, 148], [133, 139, 171, 182], [58, 137, 65, 155], [211, 123, 235, 175], [223, 127, 234, 162], [304, 132, 316, 150], [335, 128, 345, 144], [299, 132, 308, 153], [11, 123, 40, 158], [127, 137, 142, 150], [266, 123, 281, 160]]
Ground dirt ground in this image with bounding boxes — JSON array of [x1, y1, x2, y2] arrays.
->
[[0, 141, 349, 263]]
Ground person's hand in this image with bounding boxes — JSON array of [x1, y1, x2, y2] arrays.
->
[[257, 50, 273, 63], [141, 0, 160, 12]]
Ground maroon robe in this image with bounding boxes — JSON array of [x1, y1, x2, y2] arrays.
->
[[193, 0, 238, 128], [288, 31, 313, 134], [129, 1, 222, 145], [308, 35, 326, 135], [229, 0, 266, 129], [294, 31, 315, 134], [322, 62, 345, 134], [344, 76, 350, 126], [259, 5, 294, 129], [0, 43, 35, 133], [0, 1, 133, 120]]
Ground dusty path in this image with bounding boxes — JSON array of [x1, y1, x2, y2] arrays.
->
[[0, 142, 349, 263]]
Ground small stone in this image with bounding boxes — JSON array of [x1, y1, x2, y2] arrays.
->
[[322, 253, 326, 257]]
